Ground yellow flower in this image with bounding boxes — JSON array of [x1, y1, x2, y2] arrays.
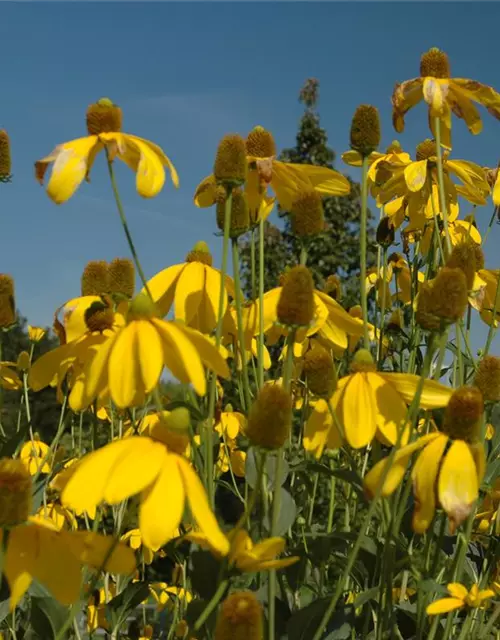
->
[[417, 218, 482, 257], [263, 286, 364, 352], [426, 583, 495, 615], [195, 125, 350, 218], [475, 478, 500, 535], [121, 528, 155, 565], [150, 582, 192, 612], [35, 99, 179, 203], [305, 351, 452, 453], [470, 268, 500, 326], [19, 435, 51, 475], [379, 141, 489, 232], [61, 428, 230, 554], [215, 409, 246, 440], [186, 529, 299, 573], [222, 300, 272, 371], [365, 431, 485, 534], [87, 584, 116, 632], [28, 326, 46, 343], [71, 295, 229, 409], [388, 253, 426, 305], [34, 502, 76, 530], [145, 242, 235, 333], [0, 362, 22, 391], [3, 518, 134, 609], [392, 47, 500, 148]]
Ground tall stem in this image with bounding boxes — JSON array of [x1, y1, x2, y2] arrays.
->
[[434, 117, 452, 255], [205, 187, 233, 506], [106, 151, 151, 298], [360, 156, 370, 349], [483, 269, 500, 357], [250, 228, 257, 300], [258, 219, 265, 390], [232, 239, 251, 412]]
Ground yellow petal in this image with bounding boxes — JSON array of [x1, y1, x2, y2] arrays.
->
[[412, 434, 448, 534], [448, 87, 482, 134], [286, 163, 351, 197], [177, 457, 230, 556], [380, 373, 452, 409], [404, 160, 428, 192], [175, 262, 206, 325], [61, 530, 136, 575], [146, 264, 185, 317], [103, 438, 167, 503], [62, 438, 142, 513], [494, 172, 500, 207], [125, 134, 179, 187], [251, 537, 285, 561], [438, 440, 479, 532], [447, 583, 468, 600], [43, 137, 101, 204], [452, 78, 500, 121], [303, 399, 342, 458], [367, 373, 409, 446], [341, 150, 363, 167], [136, 320, 164, 394], [4, 526, 36, 609], [108, 323, 143, 408], [172, 322, 229, 380], [338, 373, 377, 449], [140, 457, 185, 551], [426, 597, 464, 615], [81, 332, 116, 404], [364, 434, 439, 499], [194, 174, 217, 207]]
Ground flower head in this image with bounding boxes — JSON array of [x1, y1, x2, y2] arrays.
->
[[215, 591, 263, 640], [277, 266, 315, 328], [108, 258, 135, 299], [475, 355, 500, 402], [427, 583, 494, 615], [214, 134, 248, 186], [246, 384, 292, 450], [0, 130, 12, 182], [350, 105, 381, 157], [0, 458, 32, 527], [28, 326, 46, 343]]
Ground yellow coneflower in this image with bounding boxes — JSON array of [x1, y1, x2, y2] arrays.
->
[[290, 188, 325, 236], [246, 384, 292, 450], [213, 134, 248, 186], [28, 326, 46, 343], [393, 47, 500, 148], [108, 258, 135, 298], [20, 435, 51, 475], [277, 266, 315, 328], [350, 104, 381, 158], [145, 242, 235, 334], [35, 97, 179, 203], [427, 583, 494, 615], [215, 591, 263, 640]]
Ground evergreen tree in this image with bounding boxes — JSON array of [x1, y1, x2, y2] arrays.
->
[[240, 78, 375, 308]]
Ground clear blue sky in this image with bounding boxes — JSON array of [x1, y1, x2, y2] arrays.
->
[[1, 2, 500, 353]]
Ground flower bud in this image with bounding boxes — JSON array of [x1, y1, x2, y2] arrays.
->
[[216, 187, 249, 238], [446, 240, 484, 291], [215, 591, 263, 640], [277, 266, 314, 328], [350, 105, 381, 158], [17, 351, 30, 373], [0, 458, 32, 526], [81, 260, 109, 296], [28, 326, 46, 343], [442, 386, 484, 443], [108, 258, 135, 299], [420, 47, 450, 79], [0, 130, 12, 181], [246, 384, 292, 449], [416, 267, 468, 332], [416, 138, 437, 161], [303, 343, 337, 397], [325, 274, 342, 301], [214, 135, 248, 186], [86, 98, 123, 135], [0, 274, 14, 296], [474, 356, 500, 403], [290, 189, 324, 236], [246, 126, 276, 158], [186, 241, 213, 267], [350, 348, 376, 373]]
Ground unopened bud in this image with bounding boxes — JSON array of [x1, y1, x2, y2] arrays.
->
[[303, 343, 337, 397], [186, 241, 213, 266], [350, 105, 381, 157]]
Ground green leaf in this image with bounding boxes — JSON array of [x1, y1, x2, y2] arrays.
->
[[245, 448, 290, 491], [30, 596, 69, 639], [287, 599, 353, 640], [354, 587, 379, 608], [263, 488, 297, 535], [106, 581, 150, 628]]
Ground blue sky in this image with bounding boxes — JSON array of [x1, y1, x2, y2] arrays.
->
[[1, 2, 500, 353]]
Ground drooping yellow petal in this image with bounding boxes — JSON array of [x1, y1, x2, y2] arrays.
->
[[32, 526, 82, 606], [404, 160, 428, 192], [342, 150, 363, 167], [412, 434, 448, 534], [194, 174, 217, 207], [29, 343, 73, 391], [337, 373, 377, 449], [303, 399, 342, 458], [39, 136, 101, 204], [61, 438, 142, 514], [367, 373, 409, 446], [146, 264, 185, 317], [140, 457, 185, 551], [125, 134, 179, 187], [62, 530, 136, 575], [286, 163, 351, 197], [364, 434, 439, 499], [4, 526, 36, 609], [380, 373, 452, 409], [108, 323, 143, 408], [448, 87, 482, 134], [175, 262, 205, 325], [81, 332, 116, 405], [170, 322, 229, 380], [447, 583, 468, 600], [392, 78, 424, 132], [426, 597, 464, 615], [136, 320, 164, 394], [438, 440, 479, 532], [452, 78, 500, 121], [177, 457, 230, 556], [102, 438, 167, 503], [251, 537, 286, 561]]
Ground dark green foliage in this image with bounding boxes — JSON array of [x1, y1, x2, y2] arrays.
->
[[240, 78, 376, 309]]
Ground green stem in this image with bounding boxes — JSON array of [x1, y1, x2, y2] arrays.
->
[[360, 156, 370, 349], [300, 244, 308, 266], [105, 151, 151, 298], [481, 206, 498, 249], [478, 602, 500, 639], [205, 187, 233, 506], [327, 457, 336, 534], [258, 220, 265, 390], [377, 249, 387, 366], [194, 580, 229, 631], [311, 337, 438, 640], [250, 228, 257, 301], [483, 268, 500, 356], [268, 330, 295, 640], [434, 117, 452, 255], [232, 239, 251, 411]]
